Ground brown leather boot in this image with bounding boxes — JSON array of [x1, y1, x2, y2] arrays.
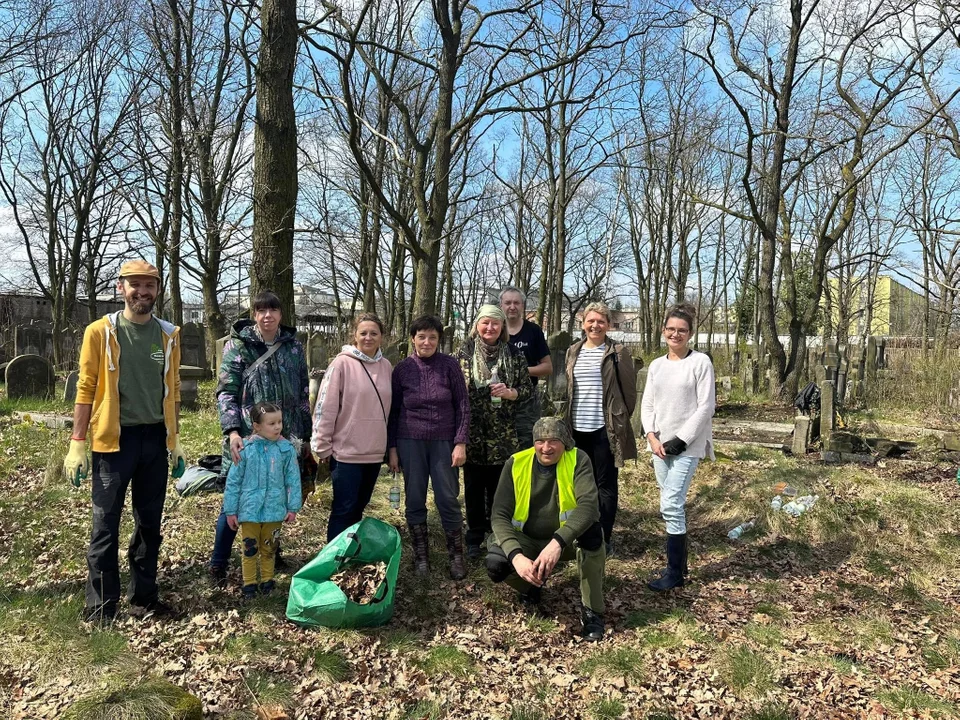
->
[[409, 523, 430, 576], [445, 528, 467, 580]]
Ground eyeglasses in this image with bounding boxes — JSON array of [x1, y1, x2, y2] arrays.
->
[[664, 327, 689, 336]]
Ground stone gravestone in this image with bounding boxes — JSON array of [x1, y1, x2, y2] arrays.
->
[[63, 370, 79, 404], [792, 415, 811, 456], [5, 354, 55, 399], [743, 356, 756, 395], [836, 357, 848, 405], [215, 335, 231, 375], [819, 379, 836, 450], [823, 339, 839, 384], [179, 366, 206, 409], [179, 323, 207, 373], [15, 325, 50, 359], [307, 333, 328, 371], [865, 336, 878, 387], [546, 331, 571, 401]]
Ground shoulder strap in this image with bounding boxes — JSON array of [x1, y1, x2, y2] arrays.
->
[[242, 341, 282, 381], [360, 362, 387, 422]]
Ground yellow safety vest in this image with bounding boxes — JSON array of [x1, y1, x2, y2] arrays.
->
[[511, 447, 578, 531]]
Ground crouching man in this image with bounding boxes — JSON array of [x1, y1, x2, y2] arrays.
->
[[486, 417, 607, 641]]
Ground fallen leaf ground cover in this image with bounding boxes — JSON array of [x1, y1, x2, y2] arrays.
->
[[0, 397, 958, 719]]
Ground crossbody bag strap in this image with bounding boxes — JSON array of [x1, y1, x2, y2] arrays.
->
[[360, 362, 387, 422], [610, 344, 628, 408], [242, 341, 282, 381]]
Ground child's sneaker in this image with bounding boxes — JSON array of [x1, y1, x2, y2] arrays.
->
[[259, 580, 276, 595], [241, 584, 258, 601]]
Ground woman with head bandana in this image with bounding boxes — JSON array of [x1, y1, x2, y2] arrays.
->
[[456, 304, 532, 559]]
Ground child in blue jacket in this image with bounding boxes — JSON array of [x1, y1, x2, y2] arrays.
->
[[223, 401, 302, 598]]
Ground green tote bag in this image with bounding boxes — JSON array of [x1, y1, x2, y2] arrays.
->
[[286, 517, 401, 629]]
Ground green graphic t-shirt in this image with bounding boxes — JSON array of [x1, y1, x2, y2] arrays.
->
[[116, 315, 165, 426]]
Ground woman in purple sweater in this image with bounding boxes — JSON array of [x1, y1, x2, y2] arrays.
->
[[388, 315, 471, 580]]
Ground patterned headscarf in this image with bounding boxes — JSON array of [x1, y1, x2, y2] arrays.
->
[[470, 304, 513, 387], [533, 417, 575, 451]]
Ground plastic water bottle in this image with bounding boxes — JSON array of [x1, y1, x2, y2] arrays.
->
[[771, 496, 783, 511], [783, 495, 819, 517], [956, 468, 960, 486], [727, 520, 755, 539], [389, 475, 401, 510], [489, 367, 502, 406]]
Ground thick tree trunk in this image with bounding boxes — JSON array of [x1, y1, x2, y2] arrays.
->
[[251, 0, 298, 321]]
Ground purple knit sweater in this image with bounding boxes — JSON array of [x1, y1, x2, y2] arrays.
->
[[387, 351, 470, 447]]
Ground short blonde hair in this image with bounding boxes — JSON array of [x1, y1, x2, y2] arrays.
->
[[583, 302, 612, 324]]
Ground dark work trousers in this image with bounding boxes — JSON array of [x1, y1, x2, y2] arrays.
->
[[572, 427, 619, 544], [463, 462, 504, 547], [86, 423, 168, 611], [327, 458, 381, 542], [397, 438, 463, 531]]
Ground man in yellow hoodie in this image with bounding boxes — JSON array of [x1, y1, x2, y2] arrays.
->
[[64, 260, 186, 624]]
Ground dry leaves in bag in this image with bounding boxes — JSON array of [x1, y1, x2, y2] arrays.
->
[[330, 561, 387, 604]]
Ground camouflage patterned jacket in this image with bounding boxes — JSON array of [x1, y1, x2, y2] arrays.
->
[[456, 338, 533, 466]]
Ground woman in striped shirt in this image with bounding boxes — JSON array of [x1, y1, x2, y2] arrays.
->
[[563, 302, 638, 556]]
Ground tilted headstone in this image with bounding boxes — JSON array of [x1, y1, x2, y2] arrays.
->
[[180, 322, 207, 371], [5, 354, 55, 399], [865, 336, 878, 383], [792, 415, 811, 456], [63, 370, 79, 404], [15, 325, 51, 359], [836, 357, 848, 405], [215, 335, 230, 375], [824, 339, 839, 383]]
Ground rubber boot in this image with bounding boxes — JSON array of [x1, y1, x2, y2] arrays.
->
[[444, 528, 468, 580], [580, 603, 605, 641], [647, 533, 686, 592], [409, 523, 430, 577]]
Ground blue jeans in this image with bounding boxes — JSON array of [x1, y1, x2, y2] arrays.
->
[[328, 459, 381, 541], [652, 455, 700, 535], [210, 511, 236, 569]]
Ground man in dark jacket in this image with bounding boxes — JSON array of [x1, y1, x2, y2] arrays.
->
[[486, 417, 607, 641]]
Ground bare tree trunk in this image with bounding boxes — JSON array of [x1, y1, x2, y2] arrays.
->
[[251, 0, 298, 320]]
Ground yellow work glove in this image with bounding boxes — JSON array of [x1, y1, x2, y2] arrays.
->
[[170, 434, 186, 479], [64, 439, 89, 488]]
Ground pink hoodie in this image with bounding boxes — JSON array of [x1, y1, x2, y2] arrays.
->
[[311, 346, 393, 463]]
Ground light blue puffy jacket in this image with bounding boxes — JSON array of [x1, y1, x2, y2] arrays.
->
[[223, 435, 303, 523]]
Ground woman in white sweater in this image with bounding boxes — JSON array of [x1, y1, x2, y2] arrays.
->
[[640, 303, 715, 591]]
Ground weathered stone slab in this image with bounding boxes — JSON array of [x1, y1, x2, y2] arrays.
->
[[179, 365, 205, 409], [180, 322, 207, 371], [792, 415, 810, 456], [5, 354, 55, 399], [63, 370, 79, 403]]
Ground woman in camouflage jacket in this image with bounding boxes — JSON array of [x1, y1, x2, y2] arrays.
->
[[208, 291, 311, 583], [456, 304, 532, 558]]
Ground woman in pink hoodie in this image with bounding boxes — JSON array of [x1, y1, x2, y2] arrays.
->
[[311, 313, 393, 541]]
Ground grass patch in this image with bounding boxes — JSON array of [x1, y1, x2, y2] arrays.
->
[[744, 622, 784, 648], [922, 636, 960, 670], [88, 631, 129, 665], [525, 615, 558, 633], [312, 649, 351, 681], [244, 670, 295, 711], [754, 602, 788, 621], [717, 646, 776, 695], [381, 629, 419, 654], [876, 685, 956, 717], [63, 678, 201, 720], [403, 700, 446, 720], [591, 698, 626, 719], [416, 645, 473, 678], [580, 647, 644, 682], [224, 633, 286, 658], [743, 703, 795, 720], [508, 705, 548, 720]]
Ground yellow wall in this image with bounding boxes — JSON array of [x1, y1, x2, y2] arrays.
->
[[830, 276, 924, 337]]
